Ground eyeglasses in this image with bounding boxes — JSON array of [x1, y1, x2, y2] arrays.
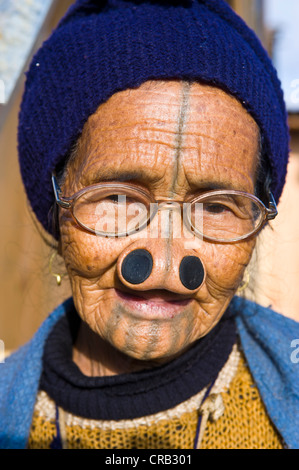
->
[[52, 174, 278, 243]]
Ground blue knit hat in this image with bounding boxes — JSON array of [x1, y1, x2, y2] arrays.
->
[[18, 0, 289, 238]]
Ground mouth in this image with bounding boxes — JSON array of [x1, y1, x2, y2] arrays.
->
[[115, 288, 193, 319]]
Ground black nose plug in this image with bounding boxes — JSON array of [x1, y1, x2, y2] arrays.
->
[[179, 256, 205, 290], [121, 250, 205, 290], [121, 249, 153, 284]]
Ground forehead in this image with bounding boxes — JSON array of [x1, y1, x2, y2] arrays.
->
[[69, 80, 260, 194]]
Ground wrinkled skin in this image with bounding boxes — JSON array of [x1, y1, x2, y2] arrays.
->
[[59, 80, 260, 376]]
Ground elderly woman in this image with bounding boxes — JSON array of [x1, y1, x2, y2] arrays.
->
[[1, 0, 298, 450]]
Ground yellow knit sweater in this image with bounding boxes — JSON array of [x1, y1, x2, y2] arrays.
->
[[28, 346, 283, 449]]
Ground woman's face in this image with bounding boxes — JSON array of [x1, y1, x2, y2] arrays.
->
[[59, 80, 259, 365]]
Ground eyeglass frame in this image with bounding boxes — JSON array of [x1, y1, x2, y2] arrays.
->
[[51, 173, 278, 243]]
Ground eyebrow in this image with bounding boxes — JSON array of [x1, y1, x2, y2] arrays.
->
[[83, 169, 157, 185], [196, 182, 242, 191], [187, 180, 247, 193]]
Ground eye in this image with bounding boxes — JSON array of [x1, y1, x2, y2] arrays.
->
[[106, 194, 122, 202], [204, 203, 230, 214]]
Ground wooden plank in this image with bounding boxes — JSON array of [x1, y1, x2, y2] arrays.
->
[[289, 114, 299, 131], [0, 0, 58, 129], [248, 151, 299, 322], [0, 1, 73, 351]]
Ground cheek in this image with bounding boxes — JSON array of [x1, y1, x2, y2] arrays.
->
[[59, 213, 127, 278], [200, 241, 255, 293]]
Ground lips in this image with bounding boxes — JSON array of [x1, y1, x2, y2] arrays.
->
[[115, 288, 192, 318]]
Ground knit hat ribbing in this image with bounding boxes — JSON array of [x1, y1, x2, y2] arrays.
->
[[18, 0, 289, 237]]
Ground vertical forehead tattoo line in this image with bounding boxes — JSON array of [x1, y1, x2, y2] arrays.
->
[[170, 81, 191, 193], [164, 82, 191, 271]]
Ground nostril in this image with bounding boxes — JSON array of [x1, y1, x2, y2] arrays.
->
[[179, 256, 205, 290], [121, 249, 153, 285]]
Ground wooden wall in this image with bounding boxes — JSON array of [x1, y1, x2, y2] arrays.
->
[[228, 0, 265, 43], [252, 134, 299, 322], [0, 1, 73, 352], [1, 1, 298, 354]]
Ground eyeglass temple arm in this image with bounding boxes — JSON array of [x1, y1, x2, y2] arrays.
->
[[266, 191, 278, 220], [52, 174, 71, 209]]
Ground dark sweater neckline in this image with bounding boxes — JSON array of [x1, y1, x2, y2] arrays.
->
[[40, 304, 236, 420]]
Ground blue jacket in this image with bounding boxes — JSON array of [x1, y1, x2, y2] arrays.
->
[[0, 296, 299, 449]]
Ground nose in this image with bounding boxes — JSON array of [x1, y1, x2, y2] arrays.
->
[[117, 244, 206, 294]]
